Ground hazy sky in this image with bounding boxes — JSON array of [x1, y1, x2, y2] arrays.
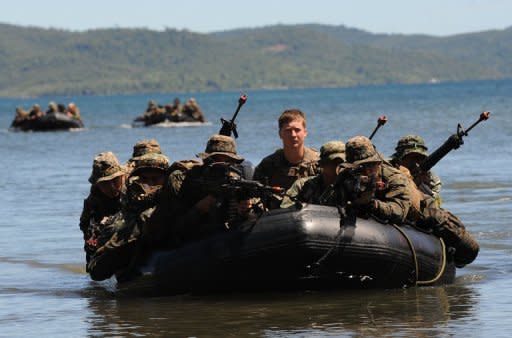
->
[[1, 0, 511, 36]]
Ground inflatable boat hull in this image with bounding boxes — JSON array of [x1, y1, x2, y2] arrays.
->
[[118, 205, 454, 294], [11, 113, 84, 131]]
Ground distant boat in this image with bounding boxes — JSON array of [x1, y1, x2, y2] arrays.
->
[[10, 113, 84, 132]]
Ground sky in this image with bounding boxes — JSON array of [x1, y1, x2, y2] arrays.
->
[[1, 0, 511, 36]]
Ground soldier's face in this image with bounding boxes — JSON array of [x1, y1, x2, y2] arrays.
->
[[401, 153, 426, 171], [279, 119, 307, 150], [322, 159, 344, 184], [138, 168, 166, 187], [97, 175, 125, 198]]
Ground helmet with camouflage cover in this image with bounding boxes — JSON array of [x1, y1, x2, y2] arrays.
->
[[131, 153, 170, 176], [392, 135, 429, 160], [197, 134, 244, 162], [319, 141, 345, 165], [345, 136, 382, 165], [131, 139, 162, 160], [88, 151, 125, 184]]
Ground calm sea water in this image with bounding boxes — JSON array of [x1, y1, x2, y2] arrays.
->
[[0, 80, 511, 337]]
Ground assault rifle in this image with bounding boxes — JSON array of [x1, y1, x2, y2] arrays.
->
[[194, 162, 284, 202], [219, 94, 248, 138], [414, 111, 490, 175]]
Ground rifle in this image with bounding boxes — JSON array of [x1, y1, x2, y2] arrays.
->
[[415, 111, 490, 174], [219, 94, 248, 138], [369, 115, 388, 140], [195, 162, 284, 201]]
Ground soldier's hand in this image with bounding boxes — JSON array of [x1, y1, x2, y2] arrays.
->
[[195, 195, 217, 214], [352, 189, 375, 207], [237, 199, 252, 216]]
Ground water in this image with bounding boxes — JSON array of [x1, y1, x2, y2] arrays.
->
[[1, 80, 511, 337]]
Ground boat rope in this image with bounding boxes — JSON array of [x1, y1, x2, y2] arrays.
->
[[390, 223, 419, 285], [416, 237, 447, 286], [391, 224, 448, 286]]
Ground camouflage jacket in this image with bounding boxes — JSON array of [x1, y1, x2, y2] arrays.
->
[[281, 175, 337, 208], [253, 147, 320, 208], [339, 163, 412, 225], [416, 170, 442, 205], [79, 186, 123, 240]]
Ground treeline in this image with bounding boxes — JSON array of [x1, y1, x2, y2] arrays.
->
[[1, 23, 511, 97]]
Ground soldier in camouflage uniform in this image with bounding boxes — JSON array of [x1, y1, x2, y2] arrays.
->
[[125, 139, 163, 173], [87, 152, 170, 281], [337, 136, 413, 224], [391, 135, 442, 205], [253, 109, 320, 208], [79, 151, 126, 269], [148, 134, 254, 248], [340, 136, 478, 267], [281, 141, 345, 208]]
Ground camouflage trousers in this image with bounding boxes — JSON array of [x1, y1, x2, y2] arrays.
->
[[417, 208, 479, 267]]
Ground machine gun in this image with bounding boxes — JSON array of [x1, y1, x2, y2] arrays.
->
[[414, 111, 490, 175], [219, 94, 248, 138]]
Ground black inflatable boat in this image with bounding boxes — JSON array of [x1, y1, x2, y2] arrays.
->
[[132, 113, 205, 127], [10, 113, 84, 131], [117, 204, 454, 294]]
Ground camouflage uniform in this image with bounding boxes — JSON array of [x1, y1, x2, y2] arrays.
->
[[87, 153, 170, 281], [79, 152, 126, 266], [281, 141, 345, 208], [149, 135, 247, 248], [253, 147, 320, 208], [338, 136, 413, 224], [391, 135, 442, 205], [125, 139, 162, 173]]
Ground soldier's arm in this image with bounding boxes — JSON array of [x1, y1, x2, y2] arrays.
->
[[280, 177, 308, 208], [79, 196, 94, 240], [371, 173, 412, 224]]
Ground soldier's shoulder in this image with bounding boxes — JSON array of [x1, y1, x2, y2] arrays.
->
[[303, 147, 320, 162]]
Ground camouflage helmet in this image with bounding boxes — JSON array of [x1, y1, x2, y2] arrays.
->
[[197, 134, 244, 162], [131, 139, 162, 160], [345, 136, 382, 165], [131, 153, 170, 176], [392, 135, 429, 160], [319, 141, 346, 164], [88, 151, 125, 184]]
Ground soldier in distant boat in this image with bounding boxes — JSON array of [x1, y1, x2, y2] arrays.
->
[[182, 98, 205, 122]]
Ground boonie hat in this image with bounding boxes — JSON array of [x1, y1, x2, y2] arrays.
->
[[345, 136, 382, 166], [89, 151, 125, 184], [197, 134, 244, 162], [131, 153, 170, 176], [392, 135, 429, 160], [131, 139, 162, 159], [319, 141, 346, 164]]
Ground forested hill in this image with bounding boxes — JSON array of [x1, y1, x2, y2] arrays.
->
[[1, 23, 511, 97]]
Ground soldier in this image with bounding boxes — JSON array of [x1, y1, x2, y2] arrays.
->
[[253, 109, 320, 208], [149, 134, 254, 248], [29, 104, 44, 119], [79, 152, 126, 268], [66, 102, 81, 119], [391, 135, 442, 205], [125, 139, 163, 174], [340, 136, 478, 267], [182, 98, 205, 122], [46, 101, 58, 114], [337, 136, 413, 225], [87, 152, 170, 281], [12, 106, 29, 125], [281, 141, 345, 208]]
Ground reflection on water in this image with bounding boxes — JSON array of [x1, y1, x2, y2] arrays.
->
[[84, 283, 478, 337]]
